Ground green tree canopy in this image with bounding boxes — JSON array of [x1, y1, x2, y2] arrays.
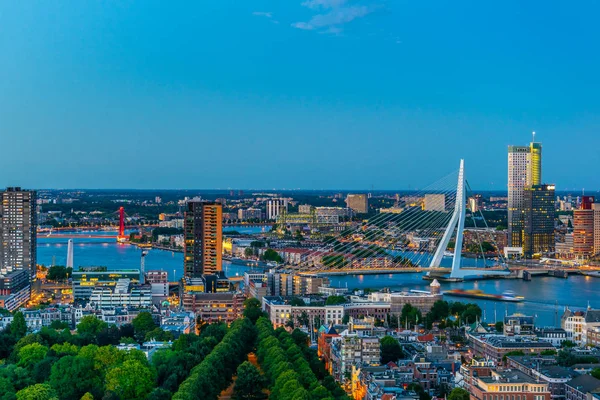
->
[[15, 384, 58, 400], [325, 296, 347, 306], [11, 312, 27, 339], [132, 312, 156, 341], [17, 343, 48, 369], [105, 359, 155, 400], [233, 361, 267, 400], [380, 336, 403, 364], [448, 388, 470, 400], [77, 316, 108, 337], [49, 355, 102, 400]]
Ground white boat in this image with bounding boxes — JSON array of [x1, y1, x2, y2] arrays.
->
[[443, 251, 454, 258]]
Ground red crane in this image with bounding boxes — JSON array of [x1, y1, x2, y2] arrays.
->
[[117, 206, 127, 242]]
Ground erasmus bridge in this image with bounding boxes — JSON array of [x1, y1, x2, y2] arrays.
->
[[286, 159, 510, 281]]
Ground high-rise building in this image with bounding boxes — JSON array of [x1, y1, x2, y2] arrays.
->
[[573, 196, 595, 259], [508, 137, 544, 250], [184, 201, 223, 277], [346, 194, 368, 214], [266, 198, 288, 220], [523, 184, 555, 257], [593, 203, 600, 257], [508, 145, 530, 247], [0, 187, 37, 280]]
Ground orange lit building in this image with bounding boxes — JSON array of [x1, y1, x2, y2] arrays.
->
[[184, 201, 223, 277], [573, 196, 595, 259]]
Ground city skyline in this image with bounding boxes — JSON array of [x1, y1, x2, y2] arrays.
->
[[1, 2, 600, 190]]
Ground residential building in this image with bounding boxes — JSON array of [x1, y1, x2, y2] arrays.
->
[[0, 269, 31, 311], [89, 279, 152, 309], [266, 199, 288, 220], [181, 291, 245, 324], [467, 333, 556, 364], [504, 313, 535, 336], [565, 374, 600, 400], [346, 194, 369, 214], [298, 204, 313, 214], [423, 194, 446, 212], [506, 356, 574, 400], [523, 184, 555, 257], [262, 296, 344, 328], [0, 187, 37, 280], [72, 267, 140, 301], [594, 203, 600, 256], [330, 329, 381, 383], [184, 200, 223, 278], [536, 328, 568, 347], [508, 145, 529, 247], [292, 275, 330, 296], [238, 208, 262, 221], [146, 270, 169, 302], [470, 369, 551, 400], [573, 197, 595, 259], [561, 308, 600, 344]]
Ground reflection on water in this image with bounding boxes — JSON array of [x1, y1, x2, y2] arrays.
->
[[37, 229, 598, 328]]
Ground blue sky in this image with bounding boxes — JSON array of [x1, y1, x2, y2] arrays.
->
[[1, 1, 599, 191]]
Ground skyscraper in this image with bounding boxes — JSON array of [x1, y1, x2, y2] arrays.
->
[[0, 187, 37, 279], [184, 201, 223, 278], [508, 135, 546, 251], [508, 145, 530, 247], [573, 196, 595, 259], [523, 184, 555, 257]]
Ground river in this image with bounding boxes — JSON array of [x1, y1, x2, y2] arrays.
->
[[37, 228, 599, 327]]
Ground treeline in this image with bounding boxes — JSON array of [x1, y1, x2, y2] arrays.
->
[[0, 311, 230, 400], [255, 317, 349, 400], [172, 318, 256, 400]]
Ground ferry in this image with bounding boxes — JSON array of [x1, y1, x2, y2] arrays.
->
[[582, 271, 600, 278], [444, 289, 524, 302]]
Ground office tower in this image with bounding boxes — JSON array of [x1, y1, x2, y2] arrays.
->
[[0, 187, 37, 279], [573, 196, 595, 259], [346, 194, 368, 214], [508, 145, 530, 247], [266, 198, 288, 220], [523, 184, 555, 257], [423, 194, 446, 212], [184, 201, 223, 277], [468, 194, 482, 213], [508, 136, 543, 249]]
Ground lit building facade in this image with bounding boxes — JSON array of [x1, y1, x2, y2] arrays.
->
[[523, 184, 555, 257], [184, 201, 223, 277], [0, 187, 37, 279], [508, 145, 530, 247], [573, 196, 595, 259], [266, 199, 288, 220]]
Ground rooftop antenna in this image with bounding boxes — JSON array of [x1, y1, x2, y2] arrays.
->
[[532, 131, 536, 143]]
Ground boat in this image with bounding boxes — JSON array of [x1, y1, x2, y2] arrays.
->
[[443, 251, 454, 258], [582, 271, 600, 278], [444, 289, 524, 302]]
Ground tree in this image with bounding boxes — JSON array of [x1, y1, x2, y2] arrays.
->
[[11, 312, 27, 339], [295, 311, 309, 328], [80, 394, 94, 400], [0, 376, 16, 400], [262, 249, 283, 263], [380, 336, 403, 364], [145, 328, 174, 342], [289, 297, 305, 307], [243, 298, 265, 324], [400, 304, 422, 328], [325, 295, 346, 306], [77, 316, 108, 337], [244, 247, 254, 258], [17, 343, 48, 369], [591, 368, 600, 380], [105, 359, 155, 400], [47, 266, 68, 281], [448, 388, 470, 400], [233, 361, 267, 400], [15, 384, 58, 400], [49, 320, 69, 330], [132, 312, 156, 341], [502, 350, 525, 361], [540, 349, 557, 356], [49, 355, 102, 400], [495, 321, 504, 332], [561, 340, 577, 348]]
